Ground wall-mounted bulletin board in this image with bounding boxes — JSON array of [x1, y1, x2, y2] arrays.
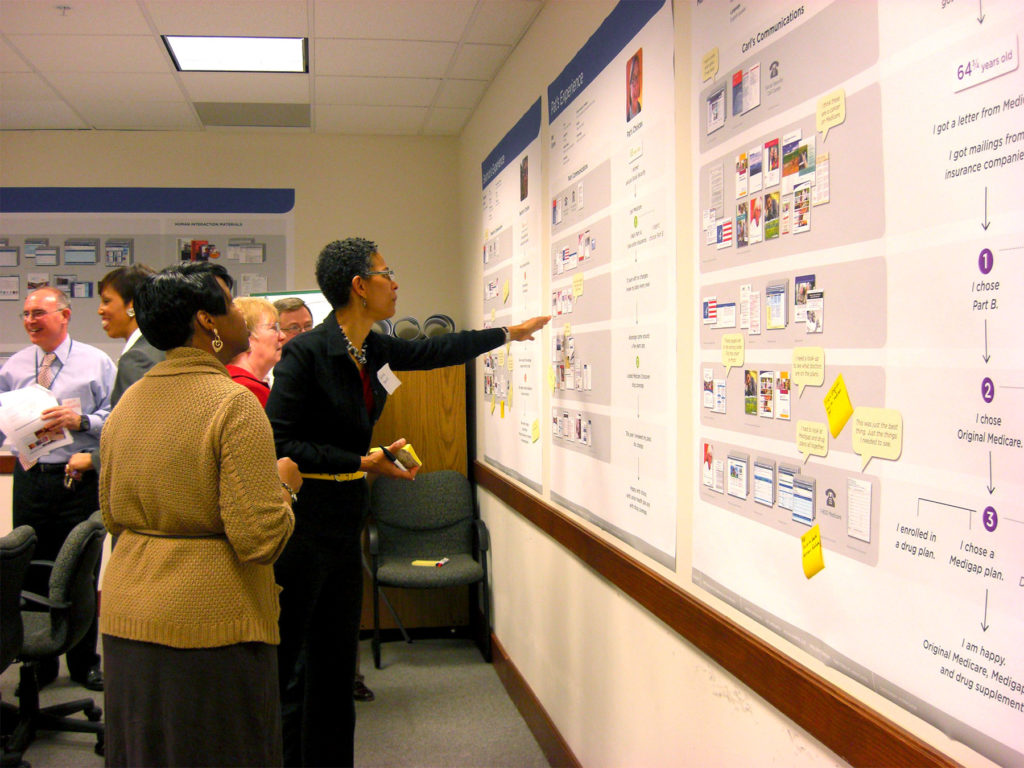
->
[[0, 187, 294, 358]]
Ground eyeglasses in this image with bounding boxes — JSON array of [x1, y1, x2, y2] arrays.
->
[[21, 308, 66, 320], [281, 322, 315, 334], [365, 269, 396, 280], [255, 322, 281, 333]]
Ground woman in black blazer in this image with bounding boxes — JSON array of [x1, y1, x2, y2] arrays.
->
[[266, 237, 547, 767]]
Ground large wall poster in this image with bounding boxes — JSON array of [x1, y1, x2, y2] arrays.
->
[[690, 1, 1023, 763], [546, 0, 677, 567], [480, 100, 545, 491]]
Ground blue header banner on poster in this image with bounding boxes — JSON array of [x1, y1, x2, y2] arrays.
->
[[547, 0, 664, 122], [0, 187, 296, 214], [481, 99, 542, 190]]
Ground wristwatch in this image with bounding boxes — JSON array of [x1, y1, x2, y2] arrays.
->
[[78, 415, 89, 432]]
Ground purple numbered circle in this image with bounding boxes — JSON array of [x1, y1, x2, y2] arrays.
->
[[978, 248, 993, 275], [981, 377, 994, 403], [983, 506, 998, 532]]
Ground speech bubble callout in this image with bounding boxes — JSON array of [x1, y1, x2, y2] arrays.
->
[[852, 407, 903, 471], [791, 347, 824, 397], [796, 420, 829, 463], [721, 333, 744, 378], [817, 88, 846, 142], [702, 48, 719, 82]]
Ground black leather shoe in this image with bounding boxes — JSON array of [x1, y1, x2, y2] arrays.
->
[[71, 666, 104, 692], [353, 679, 375, 702]]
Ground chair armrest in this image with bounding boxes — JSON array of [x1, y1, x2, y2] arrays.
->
[[29, 559, 56, 569], [474, 519, 490, 551], [21, 590, 71, 611], [367, 518, 380, 556]]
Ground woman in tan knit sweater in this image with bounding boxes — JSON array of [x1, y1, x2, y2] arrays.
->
[[99, 262, 299, 767]]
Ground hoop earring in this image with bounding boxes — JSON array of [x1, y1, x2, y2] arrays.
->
[[126, 307, 135, 318], [212, 328, 224, 353]]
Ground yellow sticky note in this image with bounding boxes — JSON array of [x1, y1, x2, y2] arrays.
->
[[531, 419, 540, 443], [490, 394, 495, 414], [796, 420, 829, 463], [507, 354, 514, 372], [497, 349, 505, 367], [801, 525, 825, 579], [500, 400, 505, 418], [817, 88, 846, 142], [852, 407, 903, 471], [823, 374, 854, 438], [572, 273, 584, 298], [563, 322, 571, 338], [548, 366, 556, 391], [792, 347, 824, 397], [502, 280, 510, 304], [702, 48, 719, 82], [721, 333, 744, 378]]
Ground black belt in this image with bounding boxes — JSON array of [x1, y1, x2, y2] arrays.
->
[[23, 462, 67, 474]]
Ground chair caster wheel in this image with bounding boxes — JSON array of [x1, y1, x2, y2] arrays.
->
[[95, 732, 105, 757]]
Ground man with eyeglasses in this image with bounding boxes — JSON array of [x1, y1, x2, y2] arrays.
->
[[0, 287, 115, 693], [274, 297, 316, 345]]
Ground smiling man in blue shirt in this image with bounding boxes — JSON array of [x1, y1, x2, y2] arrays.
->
[[0, 286, 115, 691]]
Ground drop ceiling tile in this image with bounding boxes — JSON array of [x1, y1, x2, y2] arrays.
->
[[145, 0, 309, 37], [48, 72, 184, 102], [465, 0, 543, 45], [315, 76, 440, 107], [313, 1, 474, 42], [7, 34, 172, 74], [315, 104, 426, 135], [423, 107, 470, 135], [0, 37, 32, 72], [316, 39, 455, 78], [434, 78, 486, 109], [0, 72, 60, 101], [0, 99, 87, 130], [449, 43, 508, 80], [0, 0, 152, 35], [181, 72, 309, 103], [76, 99, 200, 130]]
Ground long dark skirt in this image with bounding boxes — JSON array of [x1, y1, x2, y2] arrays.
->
[[103, 635, 282, 768]]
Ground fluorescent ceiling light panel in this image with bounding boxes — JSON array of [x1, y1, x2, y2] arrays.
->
[[164, 36, 307, 73]]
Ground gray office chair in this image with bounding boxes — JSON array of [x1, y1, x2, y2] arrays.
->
[[3, 512, 106, 761], [367, 470, 491, 668], [1, 526, 37, 673]]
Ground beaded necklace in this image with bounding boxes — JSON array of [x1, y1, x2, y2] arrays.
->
[[338, 324, 367, 365]]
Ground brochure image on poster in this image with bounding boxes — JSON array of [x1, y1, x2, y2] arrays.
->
[[812, 152, 830, 206], [758, 370, 775, 418], [778, 463, 798, 512], [794, 273, 815, 323], [713, 378, 727, 413], [775, 371, 791, 420], [744, 369, 757, 415], [706, 86, 726, 134], [763, 137, 780, 187], [780, 129, 801, 193], [805, 289, 824, 333], [764, 191, 780, 240], [792, 475, 816, 526], [626, 48, 643, 121], [793, 181, 812, 233], [726, 452, 749, 500], [735, 151, 748, 198], [765, 281, 787, 329], [703, 441, 715, 486], [703, 368, 714, 408], [753, 458, 775, 507], [735, 201, 749, 248], [748, 145, 763, 194], [713, 458, 725, 494], [748, 195, 763, 244], [847, 476, 872, 543], [715, 302, 736, 329]]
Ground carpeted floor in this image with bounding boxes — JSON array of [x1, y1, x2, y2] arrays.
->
[[1, 638, 547, 767]]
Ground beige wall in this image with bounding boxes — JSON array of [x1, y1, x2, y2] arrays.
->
[[0, 131, 464, 327]]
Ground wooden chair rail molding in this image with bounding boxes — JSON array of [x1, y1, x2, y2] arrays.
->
[[473, 460, 960, 768]]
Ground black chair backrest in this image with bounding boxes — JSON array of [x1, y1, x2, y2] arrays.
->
[[370, 470, 474, 556], [1, 525, 38, 671], [45, 512, 106, 653]]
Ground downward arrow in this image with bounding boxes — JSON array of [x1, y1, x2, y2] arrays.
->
[[983, 318, 990, 363], [988, 451, 995, 494], [978, 0, 985, 23], [981, 588, 989, 632], [982, 186, 990, 230]]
